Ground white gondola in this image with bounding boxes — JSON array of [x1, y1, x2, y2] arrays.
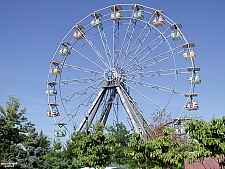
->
[[153, 15, 164, 27], [183, 49, 196, 60], [46, 110, 59, 117], [182, 43, 195, 60], [175, 128, 186, 135], [73, 31, 84, 40], [49, 68, 61, 75], [185, 101, 199, 110], [59, 47, 70, 56], [111, 11, 122, 20], [54, 130, 66, 137], [73, 25, 85, 40]]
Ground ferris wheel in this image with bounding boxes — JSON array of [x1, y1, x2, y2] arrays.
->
[[46, 4, 201, 139]]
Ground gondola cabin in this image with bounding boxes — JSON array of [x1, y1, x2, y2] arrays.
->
[[49, 68, 61, 75], [132, 10, 144, 20], [54, 130, 66, 137], [59, 47, 70, 56], [46, 110, 59, 117], [171, 31, 182, 40], [188, 74, 201, 84], [73, 31, 84, 40], [45, 89, 57, 96], [183, 49, 196, 60], [91, 19, 102, 28], [73, 25, 85, 40], [175, 128, 186, 135], [153, 15, 164, 27], [111, 11, 122, 20], [170, 23, 182, 40], [185, 101, 199, 110], [91, 12, 102, 28]]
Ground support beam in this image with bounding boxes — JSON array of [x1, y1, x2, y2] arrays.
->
[[77, 88, 106, 131], [120, 85, 152, 138]]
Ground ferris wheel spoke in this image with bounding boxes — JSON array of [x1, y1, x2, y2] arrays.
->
[[121, 19, 170, 68], [58, 76, 103, 85], [127, 67, 190, 78], [120, 24, 152, 68], [120, 28, 152, 68], [123, 28, 171, 70], [58, 80, 104, 103], [133, 27, 171, 60], [129, 26, 154, 57], [58, 82, 104, 126], [126, 46, 183, 72], [115, 19, 136, 67], [57, 83, 104, 125], [125, 83, 170, 113], [122, 14, 154, 56], [70, 84, 104, 118], [83, 33, 110, 68], [62, 63, 103, 76], [112, 20, 120, 67], [71, 47, 105, 71], [97, 26, 113, 67], [128, 78, 186, 95]]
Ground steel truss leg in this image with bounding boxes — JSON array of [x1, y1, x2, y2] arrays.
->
[[117, 85, 152, 138], [77, 88, 106, 131], [98, 88, 117, 126], [77, 84, 152, 138]]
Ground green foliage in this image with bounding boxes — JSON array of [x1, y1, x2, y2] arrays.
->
[[16, 130, 51, 168], [106, 123, 131, 165], [0, 96, 34, 162], [69, 122, 116, 168], [185, 116, 225, 165], [125, 128, 186, 169], [42, 138, 81, 169]]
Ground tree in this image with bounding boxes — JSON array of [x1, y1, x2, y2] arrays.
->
[[106, 123, 131, 166], [125, 128, 186, 169], [42, 138, 80, 169], [69, 122, 116, 168], [185, 116, 225, 168], [16, 129, 51, 168], [149, 111, 178, 140], [0, 96, 34, 162]]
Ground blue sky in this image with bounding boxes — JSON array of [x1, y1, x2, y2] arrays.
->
[[0, 0, 225, 139]]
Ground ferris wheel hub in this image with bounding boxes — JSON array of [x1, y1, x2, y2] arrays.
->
[[104, 68, 117, 81]]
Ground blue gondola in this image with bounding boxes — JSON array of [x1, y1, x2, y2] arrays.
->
[[59, 47, 70, 56], [132, 10, 144, 20], [188, 74, 201, 84], [91, 19, 102, 28], [45, 89, 57, 96], [171, 31, 182, 40]]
